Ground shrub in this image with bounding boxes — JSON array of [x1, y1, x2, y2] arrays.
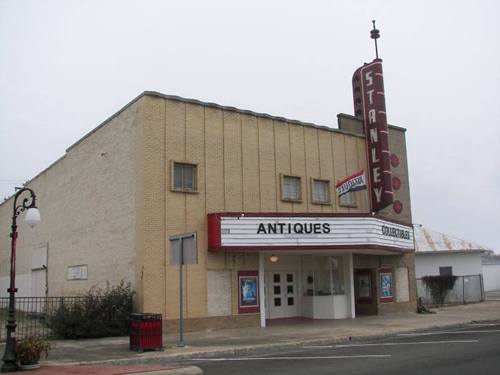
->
[[50, 280, 134, 339], [422, 275, 458, 306]]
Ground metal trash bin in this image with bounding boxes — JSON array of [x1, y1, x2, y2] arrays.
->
[[130, 313, 163, 352]]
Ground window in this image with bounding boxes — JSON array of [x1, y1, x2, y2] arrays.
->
[[312, 179, 330, 204], [331, 257, 345, 295], [172, 162, 197, 192], [281, 175, 301, 201], [439, 266, 453, 276], [339, 191, 357, 207]]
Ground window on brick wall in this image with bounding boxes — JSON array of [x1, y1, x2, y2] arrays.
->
[[339, 191, 357, 207], [312, 179, 331, 204], [281, 175, 301, 202], [172, 161, 197, 192]]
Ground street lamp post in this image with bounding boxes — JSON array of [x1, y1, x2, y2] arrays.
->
[[1, 188, 41, 373]]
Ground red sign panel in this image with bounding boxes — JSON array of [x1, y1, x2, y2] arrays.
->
[[352, 59, 393, 211]]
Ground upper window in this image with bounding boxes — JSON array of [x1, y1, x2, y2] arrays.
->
[[439, 266, 453, 276], [312, 179, 330, 204], [281, 175, 301, 202], [339, 191, 357, 207], [172, 162, 197, 192]]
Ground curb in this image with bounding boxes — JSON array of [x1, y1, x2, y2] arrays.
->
[[127, 366, 203, 375], [43, 317, 499, 367]]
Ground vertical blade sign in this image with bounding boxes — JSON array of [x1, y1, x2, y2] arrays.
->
[[352, 59, 393, 211]]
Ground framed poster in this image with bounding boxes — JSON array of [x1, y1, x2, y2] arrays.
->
[[379, 268, 394, 302], [238, 271, 259, 314]]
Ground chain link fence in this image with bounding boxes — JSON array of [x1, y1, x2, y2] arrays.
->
[[416, 274, 484, 306]]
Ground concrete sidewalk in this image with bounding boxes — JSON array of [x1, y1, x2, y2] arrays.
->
[[3, 300, 500, 374]]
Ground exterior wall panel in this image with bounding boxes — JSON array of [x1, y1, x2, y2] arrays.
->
[[223, 111, 243, 212], [317, 130, 335, 214], [289, 125, 307, 212], [304, 127, 322, 213], [0, 102, 138, 298], [137, 96, 167, 314], [332, 135, 348, 213], [257, 118, 277, 212], [241, 115, 260, 212], [274, 121, 292, 212], [185, 103, 208, 318]]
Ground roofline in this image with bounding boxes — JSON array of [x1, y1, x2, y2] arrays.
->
[[416, 249, 487, 255], [142, 91, 366, 138], [66, 92, 145, 152], [67, 91, 367, 154], [337, 113, 407, 132]]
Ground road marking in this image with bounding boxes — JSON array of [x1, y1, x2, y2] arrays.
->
[[398, 329, 500, 336], [302, 339, 478, 348], [469, 323, 500, 327], [191, 355, 391, 361]]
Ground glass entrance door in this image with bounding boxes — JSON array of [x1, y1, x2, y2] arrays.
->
[[267, 271, 298, 319]]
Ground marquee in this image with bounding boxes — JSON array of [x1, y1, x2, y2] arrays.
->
[[208, 213, 414, 252]]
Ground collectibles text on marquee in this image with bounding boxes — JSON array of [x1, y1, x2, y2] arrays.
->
[[352, 59, 394, 211], [208, 213, 414, 251]]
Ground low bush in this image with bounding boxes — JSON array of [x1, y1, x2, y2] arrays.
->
[[421, 275, 457, 306], [16, 336, 52, 365], [50, 280, 134, 339]]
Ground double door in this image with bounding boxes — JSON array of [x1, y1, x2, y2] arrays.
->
[[266, 271, 298, 319]]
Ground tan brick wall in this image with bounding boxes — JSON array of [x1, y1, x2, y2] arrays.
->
[[134, 98, 375, 321], [0, 93, 415, 328], [135, 96, 167, 314], [353, 253, 417, 314], [378, 128, 413, 224], [337, 113, 413, 223], [0, 102, 138, 296]]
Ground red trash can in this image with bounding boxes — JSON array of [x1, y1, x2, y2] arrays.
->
[[130, 313, 163, 352]]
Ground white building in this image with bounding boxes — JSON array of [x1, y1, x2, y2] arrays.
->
[[482, 251, 500, 293], [414, 224, 487, 278], [414, 224, 490, 304]]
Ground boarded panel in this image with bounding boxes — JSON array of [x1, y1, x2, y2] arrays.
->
[[31, 269, 46, 298], [31, 243, 47, 270], [207, 270, 232, 316], [395, 267, 410, 302]]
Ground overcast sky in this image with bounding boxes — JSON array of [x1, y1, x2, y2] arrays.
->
[[1, 0, 499, 252]]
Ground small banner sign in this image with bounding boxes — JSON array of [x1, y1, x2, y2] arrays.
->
[[335, 170, 367, 197]]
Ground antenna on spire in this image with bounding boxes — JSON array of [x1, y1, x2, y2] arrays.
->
[[370, 20, 380, 59]]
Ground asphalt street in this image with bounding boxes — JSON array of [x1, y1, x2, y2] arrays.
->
[[185, 322, 500, 375]]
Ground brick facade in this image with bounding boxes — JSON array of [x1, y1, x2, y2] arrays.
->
[[0, 91, 416, 330]]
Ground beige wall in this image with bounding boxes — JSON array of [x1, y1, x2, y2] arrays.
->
[[338, 114, 413, 224], [0, 102, 138, 296], [135, 96, 374, 321], [379, 127, 413, 224], [0, 92, 415, 328], [353, 253, 417, 314]]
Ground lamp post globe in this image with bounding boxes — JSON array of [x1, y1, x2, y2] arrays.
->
[[1, 188, 40, 373], [25, 207, 41, 228]]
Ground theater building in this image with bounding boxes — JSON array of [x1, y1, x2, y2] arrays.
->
[[0, 59, 416, 331]]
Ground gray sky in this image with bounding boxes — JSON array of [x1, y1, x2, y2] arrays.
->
[[1, 0, 499, 252]]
